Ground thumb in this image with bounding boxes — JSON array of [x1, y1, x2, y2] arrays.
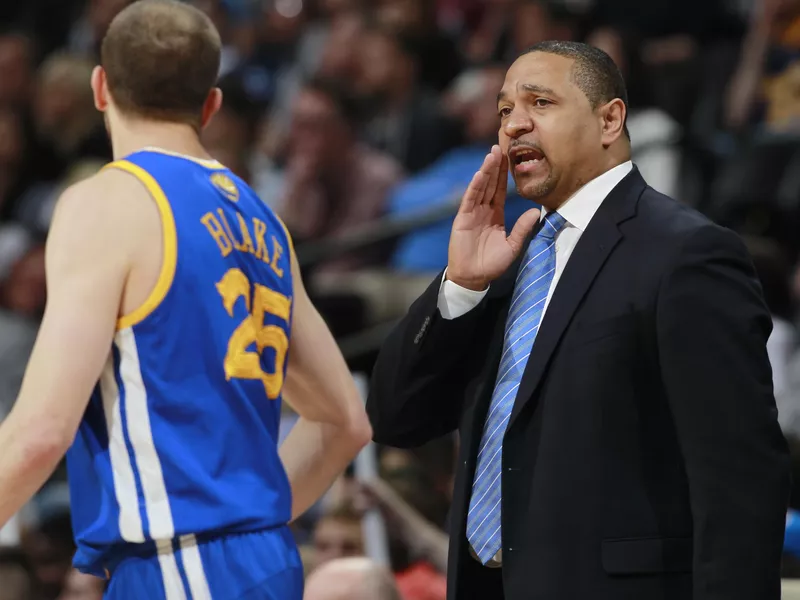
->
[[506, 207, 541, 255]]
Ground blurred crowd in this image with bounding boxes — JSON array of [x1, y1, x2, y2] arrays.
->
[[2, 0, 800, 597]]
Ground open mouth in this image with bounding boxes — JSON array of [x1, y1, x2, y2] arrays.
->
[[510, 146, 545, 167]]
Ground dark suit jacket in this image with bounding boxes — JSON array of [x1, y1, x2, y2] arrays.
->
[[366, 168, 791, 600]]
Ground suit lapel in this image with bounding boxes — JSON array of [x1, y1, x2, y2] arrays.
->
[[506, 168, 645, 429]]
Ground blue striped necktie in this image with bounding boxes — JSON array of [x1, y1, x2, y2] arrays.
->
[[466, 211, 567, 564]]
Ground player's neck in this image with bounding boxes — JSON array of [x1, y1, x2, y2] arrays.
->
[[110, 117, 213, 163]]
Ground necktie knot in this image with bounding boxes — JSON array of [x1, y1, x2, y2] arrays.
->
[[537, 211, 567, 242]]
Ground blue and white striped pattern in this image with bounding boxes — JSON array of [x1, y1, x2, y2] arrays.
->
[[466, 212, 567, 564]]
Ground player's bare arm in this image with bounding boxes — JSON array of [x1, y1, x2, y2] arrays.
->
[[0, 168, 153, 527], [278, 252, 372, 520]]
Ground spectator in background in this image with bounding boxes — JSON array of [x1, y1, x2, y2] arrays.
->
[[32, 52, 108, 167], [304, 557, 402, 600], [66, 0, 131, 58], [21, 484, 75, 600], [0, 547, 32, 600], [1, 245, 46, 320], [56, 569, 104, 600], [726, 0, 800, 132], [586, 27, 682, 197], [262, 77, 403, 270], [506, 0, 577, 60], [0, 109, 27, 222], [389, 65, 531, 274], [357, 23, 461, 174], [362, 476, 449, 579], [0, 31, 35, 110], [5, 52, 111, 244], [315, 8, 368, 83], [202, 76, 260, 181], [374, 0, 463, 92], [259, 4, 368, 161], [311, 503, 365, 569], [463, 0, 576, 66], [0, 247, 45, 420], [0, 108, 35, 283], [373, 450, 448, 599]]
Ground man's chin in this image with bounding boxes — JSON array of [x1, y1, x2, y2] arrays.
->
[[515, 175, 555, 201]]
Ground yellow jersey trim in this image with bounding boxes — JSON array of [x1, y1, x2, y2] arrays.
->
[[105, 160, 178, 331], [140, 146, 226, 169]]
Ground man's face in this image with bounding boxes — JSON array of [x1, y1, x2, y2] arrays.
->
[[464, 68, 507, 144], [0, 35, 32, 107], [497, 52, 603, 205], [288, 89, 346, 170], [3, 248, 46, 318], [312, 518, 364, 567], [376, 0, 425, 33], [357, 33, 401, 97]]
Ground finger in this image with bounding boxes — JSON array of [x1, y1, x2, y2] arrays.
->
[[460, 153, 494, 212], [506, 207, 541, 255], [492, 151, 509, 207], [481, 145, 501, 205]]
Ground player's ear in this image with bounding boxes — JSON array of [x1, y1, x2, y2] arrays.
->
[[91, 66, 108, 112], [201, 87, 223, 129]]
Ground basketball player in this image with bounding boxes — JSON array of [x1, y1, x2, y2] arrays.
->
[[0, 1, 372, 598]]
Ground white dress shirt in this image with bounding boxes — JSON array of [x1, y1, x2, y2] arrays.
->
[[438, 161, 634, 319]]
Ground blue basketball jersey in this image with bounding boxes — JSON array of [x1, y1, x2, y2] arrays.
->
[[66, 148, 295, 577]]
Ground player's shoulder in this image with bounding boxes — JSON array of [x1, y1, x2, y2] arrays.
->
[[55, 163, 160, 230], [50, 164, 161, 272]]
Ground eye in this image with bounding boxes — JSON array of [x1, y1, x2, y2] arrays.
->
[[498, 107, 512, 118], [534, 98, 551, 108]]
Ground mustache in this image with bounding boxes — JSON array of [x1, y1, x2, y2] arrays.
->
[[507, 140, 544, 154]]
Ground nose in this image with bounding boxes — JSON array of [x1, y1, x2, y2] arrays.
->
[[502, 108, 533, 140]]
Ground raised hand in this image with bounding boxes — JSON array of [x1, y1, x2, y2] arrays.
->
[[446, 145, 541, 291]]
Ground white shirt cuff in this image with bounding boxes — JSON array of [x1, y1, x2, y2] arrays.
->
[[437, 269, 489, 320]]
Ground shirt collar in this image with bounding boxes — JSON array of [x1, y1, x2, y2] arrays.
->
[[541, 161, 633, 231]]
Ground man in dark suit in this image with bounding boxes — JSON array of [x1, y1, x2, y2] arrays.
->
[[366, 41, 791, 600]]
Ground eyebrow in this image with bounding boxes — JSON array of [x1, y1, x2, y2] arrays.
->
[[497, 84, 559, 105]]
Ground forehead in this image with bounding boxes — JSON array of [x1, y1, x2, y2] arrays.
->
[[296, 89, 335, 114], [500, 52, 578, 99]]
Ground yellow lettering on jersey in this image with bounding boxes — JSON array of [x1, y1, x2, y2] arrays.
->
[[253, 218, 270, 264], [235, 213, 256, 255], [217, 209, 245, 252], [201, 212, 233, 258], [216, 267, 292, 400], [270, 236, 285, 278]]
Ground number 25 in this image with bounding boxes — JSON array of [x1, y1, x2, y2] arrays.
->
[[216, 268, 292, 400]]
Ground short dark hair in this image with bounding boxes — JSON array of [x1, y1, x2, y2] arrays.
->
[[101, 0, 221, 127], [363, 18, 421, 64], [303, 76, 363, 130], [525, 40, 629, 140]]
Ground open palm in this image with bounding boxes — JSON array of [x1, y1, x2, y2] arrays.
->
[[447, 146, 541, 291]]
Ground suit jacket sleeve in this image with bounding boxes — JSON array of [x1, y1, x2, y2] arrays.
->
[[656, 224, 791, 600], [367, 270, 487, 448]]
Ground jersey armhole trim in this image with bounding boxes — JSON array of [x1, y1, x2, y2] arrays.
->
[[104, 159, 178, 331], [275, 215, 295, 263]]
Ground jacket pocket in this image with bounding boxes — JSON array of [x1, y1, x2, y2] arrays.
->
[[601, 536, 693, 575]]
